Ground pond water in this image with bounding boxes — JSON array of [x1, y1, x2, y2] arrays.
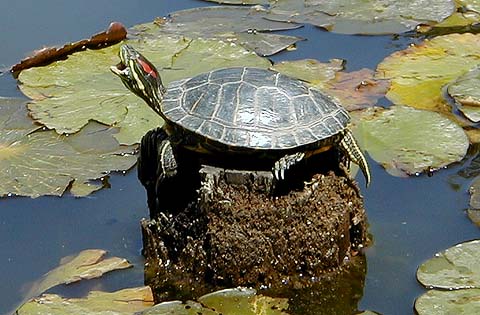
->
[[1, 1, 479, 314]]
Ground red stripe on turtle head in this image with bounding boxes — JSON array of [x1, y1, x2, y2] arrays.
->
[[138, 58, 158, 79]]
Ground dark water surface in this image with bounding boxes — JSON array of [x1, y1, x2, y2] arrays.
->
[[0, 1, 479, 315]]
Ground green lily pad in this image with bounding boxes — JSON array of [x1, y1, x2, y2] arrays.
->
[[137, 6, 303, 56], [267, 0, 455, 35], [415, 240, 480, 314], [0, 98, 136, 197], [415, 289, 480, 315], [18, 35, 270, 141], [0, 97, 41, 142], [18, 43, 161, 138], [270, 58, 345, 89], [354, 106, 469, 177], [417, 239, 480, 289], [16, 287, 154, 315], [375, 33, 480, 118], [235, 31, 303, 56], [139, 288, 289, 315], [447, 66, 480, 123]]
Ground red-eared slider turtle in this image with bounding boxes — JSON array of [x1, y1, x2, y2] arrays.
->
[[111, 44, 371, 186]]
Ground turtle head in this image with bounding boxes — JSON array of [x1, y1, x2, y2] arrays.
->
[[111, 44, 166, 114]]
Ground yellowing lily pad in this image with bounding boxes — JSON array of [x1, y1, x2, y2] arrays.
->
[[415, 240, 480, 314], [419, 0, 480, 33], [27, 249, 132, 296], [17, 287, 154, 315], [354, 106, 469, 177], [267, 0, 455, 35], [375, 33, 480, 117], [13, 249, 133, 314], [139, 6, 303, 56], [447, 66, 480, 122], [0, 97, 136, 197]]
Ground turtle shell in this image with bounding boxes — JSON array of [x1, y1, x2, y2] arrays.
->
[[161, 67, 350, 150]]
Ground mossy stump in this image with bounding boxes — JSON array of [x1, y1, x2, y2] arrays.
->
[[141, 165, 368, 302]]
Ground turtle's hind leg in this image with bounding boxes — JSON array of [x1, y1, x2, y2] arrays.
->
[[340, 129, 371, 187], [273, 152, 305, 180]]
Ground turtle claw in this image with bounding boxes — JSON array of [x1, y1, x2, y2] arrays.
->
[[273, 152, 305, 180]]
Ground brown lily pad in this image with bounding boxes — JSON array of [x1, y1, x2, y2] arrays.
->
[[327, 68, 390, 111], [11, 22, 127, 75]]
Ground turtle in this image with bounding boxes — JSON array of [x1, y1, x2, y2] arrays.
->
[[111, 44, 371, 186]]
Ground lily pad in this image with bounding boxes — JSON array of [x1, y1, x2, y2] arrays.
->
[[18, 43, 162, 138], [417, 239, 480, 289], [447, 66, 480, 122], [468, 176, 480, 209], [467, 176, 480, 227], [0, 98, 136, 197], [201, 0, 269, 4], [272, 60, 390, 110], [14, 249, 132, 314], [0, 97, 41, 142], [140, 288, 289, 315], [415, 240, 480, 314], [235, 31, 303, 56], [11, 22, 127, 75], [467, 209, 480, 227], [375, 33, 480, 118], [419, 0, 480, 33], [16, 287, 154, 315], [326, 68, 390, 110], [137, 6, 303, 56], [354, 106, 469, 177], [415, 289, 480, 315], [267, 0, 455, 35], [270, 58, 345, 88]]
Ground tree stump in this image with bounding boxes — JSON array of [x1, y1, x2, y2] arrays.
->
[[141, 164, 368, 302]]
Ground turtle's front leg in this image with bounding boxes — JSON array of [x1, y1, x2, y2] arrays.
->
[[157, 138, 178, 181], [138, 128, 179, 213], [273, 152, 305, 180]]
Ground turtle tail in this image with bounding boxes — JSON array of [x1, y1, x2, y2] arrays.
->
[[340, 129, 371, 187]]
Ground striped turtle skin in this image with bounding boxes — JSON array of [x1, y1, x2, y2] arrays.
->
[[111, 45, 370, 186]]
